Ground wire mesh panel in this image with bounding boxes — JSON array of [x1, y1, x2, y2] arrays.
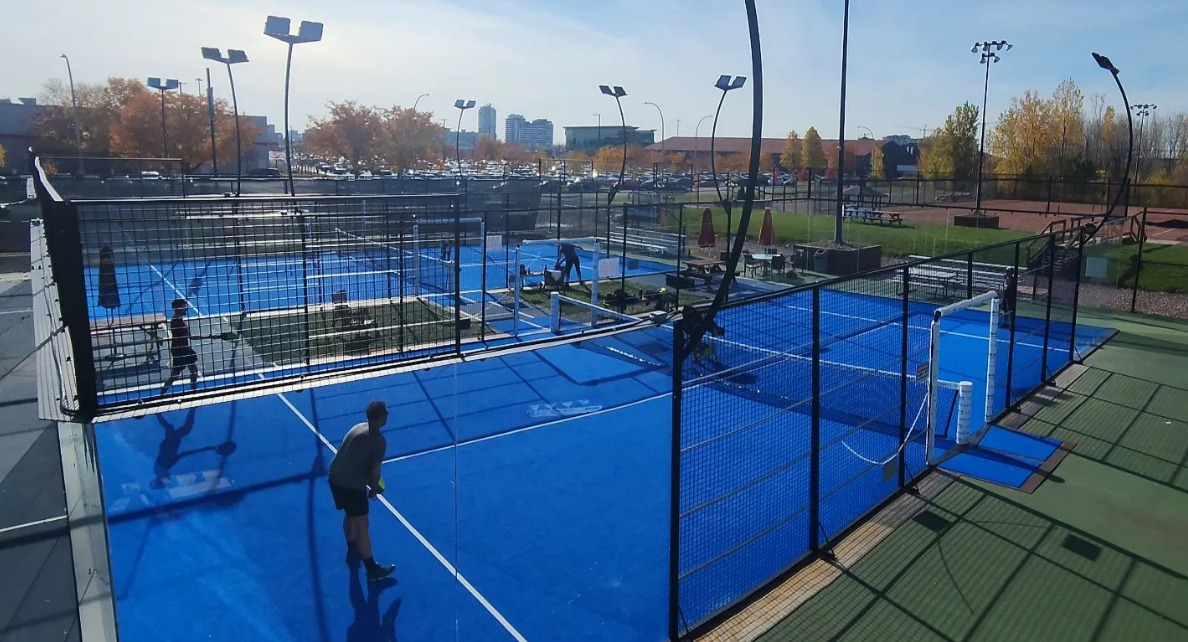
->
[[71, 193, 490, 406], [675, 290, 814, 631], [1008, 236, 1054, 405], [1045, 229, 1081, 379]]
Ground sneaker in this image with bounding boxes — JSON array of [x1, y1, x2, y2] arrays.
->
[[366, 564, 396, 582]]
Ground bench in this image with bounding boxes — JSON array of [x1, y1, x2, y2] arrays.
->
[[908, 256, 1006, 295], [902, 266, 962, 299], [90, 313, 166, 363], [843, 206, 904, 225]]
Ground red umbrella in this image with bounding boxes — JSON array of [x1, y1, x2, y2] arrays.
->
[[758, 208, 775, 248], [697, 208, 716, 248]]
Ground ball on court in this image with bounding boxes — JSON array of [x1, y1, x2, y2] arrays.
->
[[377, 477, 386, 493]]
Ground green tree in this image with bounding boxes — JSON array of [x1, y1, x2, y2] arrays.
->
[[800, 127, 826, 171], [870, 144, 885, 179], [922, 103, 979, 180], [780, 130, 801, 170]]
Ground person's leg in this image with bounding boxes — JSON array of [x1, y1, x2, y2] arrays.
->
[[575, 258, 584, 285], [353, 515, 372, 560], [188, 364, 199, 390], [160, 365, 182, 393]]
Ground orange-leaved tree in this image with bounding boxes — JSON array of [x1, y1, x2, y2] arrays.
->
[[109, 90, 259, 173]]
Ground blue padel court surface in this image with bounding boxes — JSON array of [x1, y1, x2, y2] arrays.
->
[[85, 244, 673, 322], [92, 290, 1112, 641]]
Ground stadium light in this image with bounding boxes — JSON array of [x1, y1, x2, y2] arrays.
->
[[264, 16, 324, 196], [600, 85, 630, 292], [146, 77, 180, 170], [1092, 52, 1133, 225], [1131, 103, 1156, 185], [710, 75, 747, 249], [454, 99, 476, 179], [971, 40, 1012, 216], [60, 55, 84, 175], [201, 48, 248, 195]]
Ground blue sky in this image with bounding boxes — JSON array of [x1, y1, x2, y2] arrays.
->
[[2, 0, 1185, 143]]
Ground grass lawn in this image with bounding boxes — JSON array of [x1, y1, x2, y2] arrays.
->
[[690, 204, 1030, 260], [1084, 242, 1188, 292]]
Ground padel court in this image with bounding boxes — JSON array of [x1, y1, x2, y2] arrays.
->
[[91, 290, 1112, 642]]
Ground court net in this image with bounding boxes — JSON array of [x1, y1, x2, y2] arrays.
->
[[330, 228, 455, 295]]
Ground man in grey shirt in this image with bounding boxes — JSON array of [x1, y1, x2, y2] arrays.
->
[[329, 400, 395, 582]]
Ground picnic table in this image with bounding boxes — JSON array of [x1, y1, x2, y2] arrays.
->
[[843, 206, 904, 225]]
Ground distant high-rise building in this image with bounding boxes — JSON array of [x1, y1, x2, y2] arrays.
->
[[505, 114, 554, 150], [478, 104, 497, 139]]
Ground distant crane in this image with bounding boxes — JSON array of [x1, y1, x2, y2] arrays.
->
[[892, 124, 931, 139]]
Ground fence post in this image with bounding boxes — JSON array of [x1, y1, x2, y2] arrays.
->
[[1069, 228, 1085, 362], [809, 287, 822, 552], [1041, 236, 1056, 381], [454, 199, 464, 354], [298, 209, 313, 371], [966, 252, 975, 300], [48, 202, 99, 416], [1005, 242, 1019, 407], [1130, 207, 1149, 313], [899, 267, 910, 487], [668, 319, 685, 642]]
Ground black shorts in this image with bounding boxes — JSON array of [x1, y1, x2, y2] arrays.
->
[[330, 484, 369, 517], [171, 348, 198, 369]]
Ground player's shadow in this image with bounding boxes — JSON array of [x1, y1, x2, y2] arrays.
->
[[152, 408, 238, 489], [347, 557, 400, 641]]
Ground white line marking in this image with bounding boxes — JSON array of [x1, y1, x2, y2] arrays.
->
[[384, 391, 670, 464], [0, 514, 67, 535], [0, 308, 33, 315], [273, 392, 528, 641]]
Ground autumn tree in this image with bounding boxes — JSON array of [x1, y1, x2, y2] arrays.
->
[[870, 144, 886, 179], [989, 79, 1087, 178], [592, 144, 650, 173], [32, 77, 154, 159], [780, 130, 801, 170], [800, 127, 826, 171], [374, 106, 446, 172], [304, 101, 382, 171], [107, 90, 260, 173], [921, 102, 979, 180]]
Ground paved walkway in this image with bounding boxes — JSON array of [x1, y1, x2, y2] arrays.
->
[[756, 310, 1188, 641]]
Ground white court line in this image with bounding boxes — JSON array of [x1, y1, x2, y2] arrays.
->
[[383, 390, 671, 464], [273, 393, 527, 641], [0, 514, 67, 536], [0, 308, 33, 315]]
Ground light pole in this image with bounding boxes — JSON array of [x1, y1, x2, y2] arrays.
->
[[600, 84, 629, 293], [834, 0, 852, 245], [454, 99, 475, 176], [710, 75, 747, 250], [694, 114, 712, 181], [205, 67, 217, 176], [644, 101, 665, 159], [1131, 103, 1156, 187], [593, 113, 602, 155], [1093, 53, 1134, 222], [59, 55, 84, 175], [413, 93, 429, 112], [201, 48, 248, 195], [146, 77, 180, 170], [857, 125, 873, 139], [196, 77, 204, 96], [264, 15, 324, 197], [972, 40, 1012, 216]]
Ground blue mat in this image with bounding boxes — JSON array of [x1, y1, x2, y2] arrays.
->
[[939, 425, 1070, 492]]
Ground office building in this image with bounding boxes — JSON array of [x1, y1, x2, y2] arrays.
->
[[505, 114, 554, 150], [478, 104, 497, 140]]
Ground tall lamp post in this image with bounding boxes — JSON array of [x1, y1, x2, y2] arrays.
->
[[1131, 103, 1156, 189], [693, 114, 712, 183], [710, 75, 747, 250], [201, 48, 248, 196], [644, 101, 665, 159], [453, 99, 475, 177], [264, 16, 324, 197], [972, 40, 1012, 216], [600, 85, 629, 293], [834, 0, 852, 244], [205, 67, 217, 176], [413, 93, 429, 112], [857, 125, 874, 139], [1093, 53, 1134, 223], [60, 54, 84, 176], [146, 77, 180, 170]]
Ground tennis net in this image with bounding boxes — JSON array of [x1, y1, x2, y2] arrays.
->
[[332, 228, 455, 295]]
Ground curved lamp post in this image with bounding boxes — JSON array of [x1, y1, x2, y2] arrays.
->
[[693, 114, 712, 182], [60, 55, 84, 175], [1092, 52, 1134, 223], [201, 48, 248, 196], [413, 93, 429, 112], [264, 16, 324, 197], [146, 77, 180, 170], [972, 40, 1012, 216], [644, 100, 665, 160], [710, 75, 747, 249], [453, 99, 476, 179]]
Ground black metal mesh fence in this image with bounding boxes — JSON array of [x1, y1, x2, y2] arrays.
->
[[670, 233, 1096, 638]]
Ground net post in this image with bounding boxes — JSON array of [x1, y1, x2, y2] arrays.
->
[[809, 287, 822, 553], [926, 311, 941, 466], [668, 318, 684, 642], [453, 203, 463, 354], [412, 222, 422, 293], [986, 294, 1000, 423], [955, 381, 974, 445], [46, 201, 98, 417], [966, 252, 974, 300], [479, 214, 488, 341], [550, 291, 561, 334], [590, 241, 601, 328]]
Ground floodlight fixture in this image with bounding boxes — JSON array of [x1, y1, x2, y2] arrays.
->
[[264, 15, 324, 196], [714, 75, 747, 91], [201, 47, 249, 195], [970, 40, 1012, 214]]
